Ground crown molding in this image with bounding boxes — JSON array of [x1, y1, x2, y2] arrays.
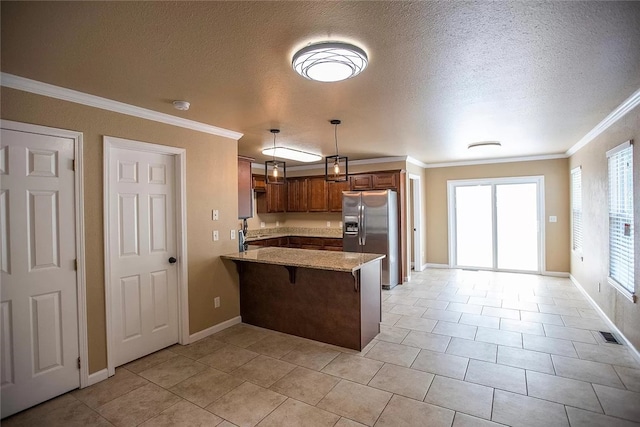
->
[[423, 153, 568, 169], [0, 73, 243, 140], [406, 156, 428, 168], [566, 87, 640, 157]]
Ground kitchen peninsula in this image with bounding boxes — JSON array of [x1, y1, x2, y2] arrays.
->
[[222, 247, 384, 350]]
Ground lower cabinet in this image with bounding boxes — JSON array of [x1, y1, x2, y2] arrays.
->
[[250, 236, 342, 250]]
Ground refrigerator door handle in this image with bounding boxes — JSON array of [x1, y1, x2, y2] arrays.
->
[[361, 205, 367, 246], [358, 204, 363, 246]]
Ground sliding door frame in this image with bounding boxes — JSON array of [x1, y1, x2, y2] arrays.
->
[[447, 176, 545, 274]]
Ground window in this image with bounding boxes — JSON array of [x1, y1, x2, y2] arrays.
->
[[571, 166, 582, 252], [607, 141, 634, 299]]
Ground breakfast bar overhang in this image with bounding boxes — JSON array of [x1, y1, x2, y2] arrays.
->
[[222, 247, 385, 350]]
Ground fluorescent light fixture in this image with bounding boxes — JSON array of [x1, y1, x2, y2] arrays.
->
[[468, 141, 502, 149], [292, 42, 368, 82], [262, 147, 322, 162]]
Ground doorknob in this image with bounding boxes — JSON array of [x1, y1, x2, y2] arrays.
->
[[168, 257, 177, 264]]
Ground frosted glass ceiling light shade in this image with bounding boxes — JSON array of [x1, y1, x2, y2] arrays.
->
[[292, 42, 368, 82], [468, 141, 502, 149], [261, 147, 322, 162]]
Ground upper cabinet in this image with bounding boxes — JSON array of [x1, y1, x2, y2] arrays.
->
[[349, 171, 398, 190], [286, 177, 308, 212], [238, 156, 254, 219], [328, 181, 349, 212], [307, 177, 328, 212], [254, 174, 286, 213], [253, 170, 403, 214]]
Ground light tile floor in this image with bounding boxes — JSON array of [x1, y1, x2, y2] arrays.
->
[[4, 269, 640, 426]]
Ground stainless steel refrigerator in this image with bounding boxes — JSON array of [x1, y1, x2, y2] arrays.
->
[[343, 189, 399, 289]]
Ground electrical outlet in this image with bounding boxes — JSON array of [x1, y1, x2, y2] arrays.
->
[[326, 221, 330, 227], [260, 222, 265, 228], [214, 297, 220, 308], [339, 221, 343, 228], [213, 230, 219, 241], [230, 230, 236, 240], [276, 221, 280, 227], [212, 210, 219, 220], [549, 215, 557, 223]]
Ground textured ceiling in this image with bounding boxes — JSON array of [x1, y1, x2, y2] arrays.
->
[[2, 1, 640, 165]]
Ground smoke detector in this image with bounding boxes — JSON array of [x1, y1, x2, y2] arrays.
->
[[172, 100, 190, 111]]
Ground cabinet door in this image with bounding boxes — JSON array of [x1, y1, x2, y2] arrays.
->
[[328, 181, 350, 212], [252, 174, 266, 191], [373, 172, 397, 189], [267, 183, 286, 213], [287, 178, 308, 212], [350, 174, 373, 190], [307, 176, 328, 212]]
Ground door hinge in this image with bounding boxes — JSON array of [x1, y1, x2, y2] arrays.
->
[[72, 159, 76, 171], [77, 357, 81, 369], [74, 259, 78, 271]]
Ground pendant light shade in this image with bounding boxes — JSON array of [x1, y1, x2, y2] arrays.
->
[[265, 129, 286, 184], [325, 119, 348, 182]]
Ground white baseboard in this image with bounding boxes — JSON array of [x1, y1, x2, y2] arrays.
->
[[189, 316, 242, 343], [542, 271, 570, 278], [87, 368, 109, 386], [426, 263, 450, 269], [569, 275, 640, 364]]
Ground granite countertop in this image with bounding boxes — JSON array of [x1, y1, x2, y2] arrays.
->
[[245, 227, 342, 242], [221, 247, 384, 273]]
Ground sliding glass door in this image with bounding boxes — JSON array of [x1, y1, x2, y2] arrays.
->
[[449, 177, 543, 273]]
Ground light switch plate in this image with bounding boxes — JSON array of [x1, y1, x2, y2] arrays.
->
[[230, 230, 236, 240], [213, 230, 219, 241], [212, 209, 219, 220], [260, 222, 265, 228]]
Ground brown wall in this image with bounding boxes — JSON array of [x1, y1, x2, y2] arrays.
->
[[569, 105, 640, 350], [1, 87, 241, 373], [424, 158, 570, 273]]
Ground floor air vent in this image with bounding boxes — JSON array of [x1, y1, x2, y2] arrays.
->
[[600, 331, 621, 344]]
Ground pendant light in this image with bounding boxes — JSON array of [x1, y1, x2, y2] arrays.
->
[[325, 119, 348, 182], [265, 129, 286, 184]]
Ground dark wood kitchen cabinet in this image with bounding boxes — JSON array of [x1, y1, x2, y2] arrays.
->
[[252, 174, 266, 192], [238, 156, 254, 219], [349, 171, 398, 190], [307, 177, 328, 212], [286, 177, 308, 212], [328, 181, 349, 212], [256, 181, 286, 213]]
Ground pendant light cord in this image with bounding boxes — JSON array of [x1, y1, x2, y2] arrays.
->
[[334, 123, 339, 156]]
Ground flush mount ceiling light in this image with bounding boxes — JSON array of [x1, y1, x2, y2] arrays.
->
[[292, 42, 368, 82], [468, 141, 502, 149], [261, 147, 322, 162], [264, 129, 286, 185], [172, 100, 190, 111]]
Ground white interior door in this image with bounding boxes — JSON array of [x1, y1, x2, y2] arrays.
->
[[108, 147, 179, 368], [410, 175, 423, 272], [1, 129, 79, 417]]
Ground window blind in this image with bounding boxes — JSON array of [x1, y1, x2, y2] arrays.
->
[[571, 167, 582, 252], [607, 142, 634, 294]]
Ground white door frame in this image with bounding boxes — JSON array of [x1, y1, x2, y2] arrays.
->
[[447, 176, 546, 274], [0, 119, 89, 388], [409, 174, 423, 272], [103, 136, 188, 376]]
